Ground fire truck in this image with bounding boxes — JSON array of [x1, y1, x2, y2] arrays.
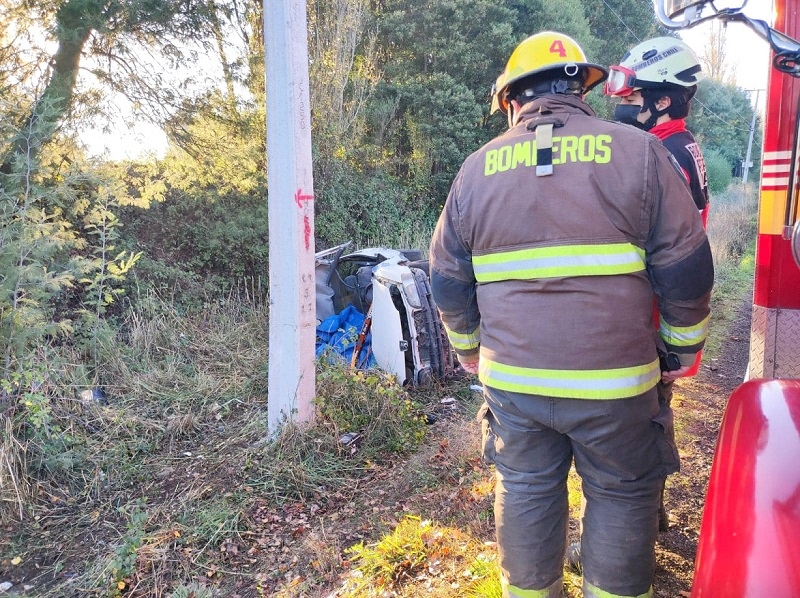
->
[[656, 1, 800, 595]]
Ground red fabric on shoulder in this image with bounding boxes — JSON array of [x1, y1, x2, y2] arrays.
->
[[649, 118, 687, 141]]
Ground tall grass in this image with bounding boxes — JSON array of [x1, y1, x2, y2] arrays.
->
[[703, 182, 758, 358], [361, 224, 436, 258], [707, 183, 758, 269], [0, 183, 759, 596], [0, 277, 455, 595]]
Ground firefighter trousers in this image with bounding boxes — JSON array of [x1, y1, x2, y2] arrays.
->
[[656, 379, 677, 529], [479, 385, 679, 598]]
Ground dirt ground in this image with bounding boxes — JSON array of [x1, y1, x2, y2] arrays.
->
[[304, 293, 754, 598], [0, 294, 752, 597], [323, 291, 753, 598], [649, 294, 752, 597]]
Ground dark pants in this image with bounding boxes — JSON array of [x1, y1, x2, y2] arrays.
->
[[479, 385, 679, 597], [656, 379, 677, 529]]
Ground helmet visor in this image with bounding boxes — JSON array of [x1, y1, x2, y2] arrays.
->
[[604, 65, 638, 97], [490, 75, 507, 114]]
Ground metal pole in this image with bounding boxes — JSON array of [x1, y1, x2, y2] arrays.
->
[[743, 89, 761, 183], [265, 0, 316, 434]]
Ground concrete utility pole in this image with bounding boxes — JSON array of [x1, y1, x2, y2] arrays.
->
[[265, 0, 316, 434], [743, 89, 762, 184]]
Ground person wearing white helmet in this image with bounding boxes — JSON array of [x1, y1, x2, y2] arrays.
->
[[608, 35, 711, 525], [430, 30, 713, 598], [605, 36, 709, 224]]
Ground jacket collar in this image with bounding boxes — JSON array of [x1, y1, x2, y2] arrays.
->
[[516, 94, 597, 123]]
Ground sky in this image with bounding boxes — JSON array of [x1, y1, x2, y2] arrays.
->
[[677, 1, 774, 113], [82, 113, 169, 161]]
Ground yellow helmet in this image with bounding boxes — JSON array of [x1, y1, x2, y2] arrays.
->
[[491, 31, 608, 114]]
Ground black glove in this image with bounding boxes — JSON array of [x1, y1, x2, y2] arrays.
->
[[658, 350, 682, 372]]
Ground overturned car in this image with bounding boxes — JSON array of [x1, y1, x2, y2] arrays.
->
[[315, 242, 456, 386]]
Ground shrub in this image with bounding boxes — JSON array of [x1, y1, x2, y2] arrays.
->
[[314, 361, 428, 455], [707, 183, 758, 267], [704, 149, 733, 195]]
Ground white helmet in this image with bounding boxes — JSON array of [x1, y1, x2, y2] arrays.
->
[[605, 37, 704, 97]]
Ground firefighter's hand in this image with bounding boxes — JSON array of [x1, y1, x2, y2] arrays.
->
[[458, 354, 479, 375], [661, 365, 692, 383]]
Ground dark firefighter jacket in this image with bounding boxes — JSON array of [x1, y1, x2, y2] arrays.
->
[[652, 119, 710, 213], [651, 118, 710, 377], [429, 94, 714, 400]]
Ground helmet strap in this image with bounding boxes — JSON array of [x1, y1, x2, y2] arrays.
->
[[641, 95, 669, 131], [507, 99, 519, 129], [517, 78, 584, 100]]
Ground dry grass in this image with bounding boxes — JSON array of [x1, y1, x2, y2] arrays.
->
[[706, 183, 758, 269], [702, 183, 758, 358], [0, 289, 276, 595], [0, 415, 30, 523], [0, 284, 473, 596], [0, 183, 759, 596]]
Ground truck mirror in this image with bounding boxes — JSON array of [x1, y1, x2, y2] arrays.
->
[[663, 0, 706, 18], [654, 0, 711, 28], [654, 0, 748, 29]]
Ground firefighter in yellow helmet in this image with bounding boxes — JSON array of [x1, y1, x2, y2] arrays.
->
[[430, 31, 713, 598], [490, 31, 607, 127]]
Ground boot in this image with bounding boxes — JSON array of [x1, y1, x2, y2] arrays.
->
[[658, 504, 670, 532], [566, 541, 582, 573], [658, 482, 670, 532]]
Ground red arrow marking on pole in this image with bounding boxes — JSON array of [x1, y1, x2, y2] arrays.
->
[[295, 188, 314, 208]]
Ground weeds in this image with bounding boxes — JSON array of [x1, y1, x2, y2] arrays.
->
[[464, 554, 502, 598], [245, 361, 430, 506], [0, 184, 759, 597], [245, 421, 367, 505], [110, 498, 149, 592], [170, 583, 216, 598], [342, 516, 500, 597], [315, 363, 428, 455], [0, 415, 29, 522], [703, 183, 758, 359], [707, 183, 758, 268]]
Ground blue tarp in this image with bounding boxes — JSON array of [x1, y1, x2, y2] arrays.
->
[[315, 304, 376, 369]]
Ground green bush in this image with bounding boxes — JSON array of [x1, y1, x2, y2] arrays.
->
[[118, 187, 269, 308], [704, 148, 733, 195], [314, 360, 428, 455], [314, 159, 437, 249]]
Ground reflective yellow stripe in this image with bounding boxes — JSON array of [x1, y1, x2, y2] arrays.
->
[[505, 584, 553, 597], [583, 580, 653, 598], [479, 357, 660, 399], [758, 188, 784, 235], [659, 314, 710, 347], [445, 325, 481, 351], [504, 577, 563, 597], [472, 243, 645, 282]]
